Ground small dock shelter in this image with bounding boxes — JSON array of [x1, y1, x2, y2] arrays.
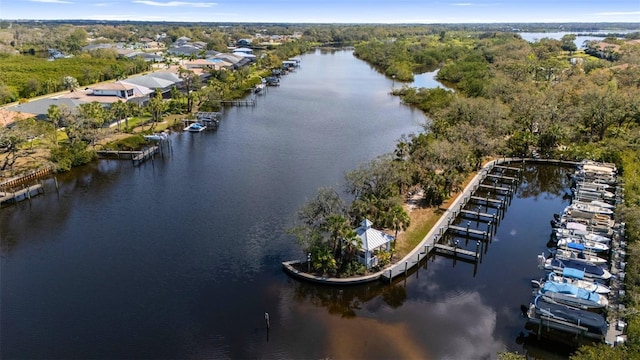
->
[[355, 219, 394, 269]]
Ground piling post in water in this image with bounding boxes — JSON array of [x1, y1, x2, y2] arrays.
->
[[265, 312, 270, 329], [404, 261, 408, 276], [389, 269, 392, 284]]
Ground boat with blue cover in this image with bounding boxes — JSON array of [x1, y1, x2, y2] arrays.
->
[[537, 280, 608, 310], [546, 268, 611, 294], [523, 295, 608, 341]]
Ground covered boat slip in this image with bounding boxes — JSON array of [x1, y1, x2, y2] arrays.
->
[[526, 295, 608, 341], [527, 159, 628, 347]]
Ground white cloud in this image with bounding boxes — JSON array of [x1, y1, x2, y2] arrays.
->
[[452, 2, 473, 5], [29, 0, 72, 4], [132, 1, 216, 7]]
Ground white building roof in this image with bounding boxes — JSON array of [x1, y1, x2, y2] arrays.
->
[[356, 219, 392, 251]]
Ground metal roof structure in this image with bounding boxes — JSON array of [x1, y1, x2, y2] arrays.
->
[[356, 219, 393, 251]]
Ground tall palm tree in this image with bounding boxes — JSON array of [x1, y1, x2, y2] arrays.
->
[[388, 205, 410, 248], [47, 104, 61, 145], [340, 229, 362, 264], [110, 100, 129, 132], [323, 214, 350, 254]]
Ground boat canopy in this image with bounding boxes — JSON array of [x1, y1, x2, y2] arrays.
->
[[542, 282, 601, 302], [562, 267, 585, 279], [567, 242, 585, 251]]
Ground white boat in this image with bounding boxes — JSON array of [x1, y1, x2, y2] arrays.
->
[[546, 268, 610, 294], [554, 245, 607, 266], [538, 280, 608, 310], [568, 202, 613, 215], [553, 229, 610, 243], [555, 237, 609, 253], [542, 256, 612, 281], [588, 200, 615, 209], [144, 132, 169, 141], [184, 123, 206, 132]]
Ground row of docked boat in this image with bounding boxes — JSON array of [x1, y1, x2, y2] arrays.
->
[[523, 160, 627, 345]]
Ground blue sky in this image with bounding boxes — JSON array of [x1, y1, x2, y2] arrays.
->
[[1, 0, 639, 23]]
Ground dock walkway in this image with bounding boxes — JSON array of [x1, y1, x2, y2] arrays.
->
[[96, 146, 159, 166]]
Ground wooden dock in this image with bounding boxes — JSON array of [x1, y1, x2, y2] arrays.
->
[[485, 173, 518, 182], [448, 225, 489, 239], [220, 99, 256, 106], [433, 244, 479, 261], [460, 209, 497, 220], [494, 165, 522, 172], [132, 146, 158, 165], [470, 196, 504, 205], [478, 184, 513, 193], [96, 146, 159, 166]]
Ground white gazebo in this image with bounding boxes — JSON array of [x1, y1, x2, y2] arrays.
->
[[355, 219, 393, 269]]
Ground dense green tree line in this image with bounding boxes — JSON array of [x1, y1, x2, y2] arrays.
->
[[0, 53, 150, 104]]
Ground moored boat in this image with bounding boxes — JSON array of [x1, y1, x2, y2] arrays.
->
[[536, 280, 608, 310], [546, 268, 610, 294], [555, 237, 609, 253], [523, 295, 608, 341], [553, 243, 607, 266], [183, 122, 206, 132], [541, 256, 612, 281], [144, 132, 169, 141]]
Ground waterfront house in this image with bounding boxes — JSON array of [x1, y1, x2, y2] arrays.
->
[[355, 219, 393, 269], [57, 81, 153, 108], [123, 73, 179, 97], [5, 97, 85, 121]]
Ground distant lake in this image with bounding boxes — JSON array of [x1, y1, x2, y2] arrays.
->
[[518, 30, 638, 48]]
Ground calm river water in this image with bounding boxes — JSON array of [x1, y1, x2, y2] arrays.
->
[[2, 49, 573, 359]]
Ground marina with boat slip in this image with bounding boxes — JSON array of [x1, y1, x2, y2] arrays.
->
[[283, 157, 630, 349]]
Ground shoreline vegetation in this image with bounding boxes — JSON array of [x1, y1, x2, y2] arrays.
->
[[1, 22, 640, 359]]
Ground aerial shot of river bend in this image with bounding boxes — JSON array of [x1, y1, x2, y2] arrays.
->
[[1, 48, 576, 359]]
